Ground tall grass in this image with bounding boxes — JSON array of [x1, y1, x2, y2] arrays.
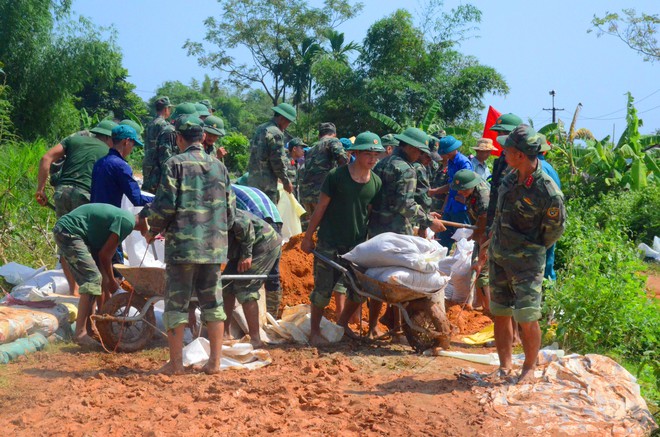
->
[[0, 140, 58, 269]]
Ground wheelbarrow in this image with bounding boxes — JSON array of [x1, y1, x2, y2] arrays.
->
[[313, 251, 452, 353], [91, 264, 276, 353]]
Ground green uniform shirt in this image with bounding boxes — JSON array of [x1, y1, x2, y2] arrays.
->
[[58, 135, 109, 191], [318, 165, 382, 249], [464, 180, 490, 223], [141, 144, 236, 264], [228, 209, 282, 261], [490, 163, 566, 268], [56, 203, 135, 251]]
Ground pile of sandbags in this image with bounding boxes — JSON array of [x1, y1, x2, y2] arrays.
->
[[342, 233, 450, 294]]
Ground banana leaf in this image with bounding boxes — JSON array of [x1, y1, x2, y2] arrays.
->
[[629, 158, 647, 190], [369, 111, 402, 133]]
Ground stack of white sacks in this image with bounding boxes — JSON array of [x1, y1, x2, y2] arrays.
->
[[341, 231, 476, 304]]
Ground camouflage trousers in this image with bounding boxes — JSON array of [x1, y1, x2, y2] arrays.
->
[[223, 245, 281, 305], [53, 224, 101, 296], [488, 259, 544, 323], [310, 241, 363, 309], [54, 184, 90, 218], [163, 263, 226, 331]]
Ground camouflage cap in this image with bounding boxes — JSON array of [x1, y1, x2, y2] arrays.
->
[[112, 124, 144, 147], [349, 131, 385, 152], [381, 133, 398, 147], [288, 137, 308, 149], [194, 103, 211, 117], [119, 119, 143, 135], [432, 129, 447, 138], [438, 135, 462, 155], [491, 113, 523, 133], [271, 102, 297, 122], [174, 114, 204, 134], [170, 102, 198, 121], [453, 169, 482, 191], [90, 119, 118, 137], [394, 127, 431, 153], [318, 122, 336, 136], [199, 99, 214, 111], [155, 96, 174, 107], [203, 115, 226, 136], [496, 124, 542, 156]]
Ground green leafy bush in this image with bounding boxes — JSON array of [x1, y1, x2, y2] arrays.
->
[[547, 195, 660, 365], [221, 132, 250, 176]]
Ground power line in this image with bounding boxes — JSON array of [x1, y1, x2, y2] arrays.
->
[[582, 88, 660, 120]]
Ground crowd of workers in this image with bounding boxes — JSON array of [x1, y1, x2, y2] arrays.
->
[[34, 97, 565, 381]]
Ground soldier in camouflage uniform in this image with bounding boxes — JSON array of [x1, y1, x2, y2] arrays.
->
[[199, 99, 215, 114], [379, 134, 397, 158], [487, 125, 565, 383], [247, 102, 296, 204], [486, 113, 523, 228], [36, 119, 116, 296], [139, 115, 236, 375], [285, 137, 307, 200], [412, 147, 441, 233], [368, 127, 447, 338], [452, 169, 491, 311], [142, 96, 173, 193], [202, 115, 227, 159], [223, 209, 282, 348], [142, 103, 198, 194], [299, 122, 348, 216]]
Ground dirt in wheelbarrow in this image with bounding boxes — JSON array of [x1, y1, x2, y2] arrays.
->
[[0, 339, 549, 436]]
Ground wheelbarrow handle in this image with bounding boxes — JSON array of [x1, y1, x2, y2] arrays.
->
[[222, 274, 280, 281], [440, 220, 477, 230], [312, 250, 348, 275]]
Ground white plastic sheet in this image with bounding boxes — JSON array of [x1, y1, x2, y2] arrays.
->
[[182, 337, 272, 370], [277, 184, 305, 243], [0, 263, 41, 285], [262, 304, 344, 344], [638, 236, 660, 260]]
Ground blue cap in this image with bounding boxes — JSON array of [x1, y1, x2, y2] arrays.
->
[[339, 137, 353, 149], [438, 135, 462, 154], [111, 124, 144, 147]]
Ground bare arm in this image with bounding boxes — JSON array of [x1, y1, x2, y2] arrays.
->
[[301, 192, 331, 253], [35, 144, 65, 206], [98, 233, 121, 296]]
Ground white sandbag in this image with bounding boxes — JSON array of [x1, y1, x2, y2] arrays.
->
[[11, 268, 70, 295], [342, 232, 448, 273], [0, 263, 41, 285], [451, 228, 474, 241], [445, 238, 474, 302], [638, 236, 660, 260], [365, 266, 450, 293]]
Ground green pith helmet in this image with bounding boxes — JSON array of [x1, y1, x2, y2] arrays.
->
[[119, 119, 143, 135], [194, 103, 211, 117], [199, 99, 214, 111], [271, 102, 297, 122], [169, 102, 198, 121], [174, 114, 204, 133], [394, 127, 431, 153], [453, 169, 482, 191], [90, 119, 118, 137], [349, 131, 385, 152], [155, 96, 174, 107], [491, 113, 523, 133], [381, 133, 398, 147], [497, 124, 542, 156], [203, 115, 226, 136]]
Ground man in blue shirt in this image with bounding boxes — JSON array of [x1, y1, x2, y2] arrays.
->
[[429, 135, 473, 249], [470, 138, 496, 182], [538, 138, 562, 281], [91, 125, 154, 208]]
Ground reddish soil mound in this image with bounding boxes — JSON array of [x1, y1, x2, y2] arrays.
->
[[446, 303, 493, 335]]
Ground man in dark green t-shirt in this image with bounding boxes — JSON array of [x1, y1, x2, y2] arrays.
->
[[53, 204, 138, 347], [301, 132, 384, 346]]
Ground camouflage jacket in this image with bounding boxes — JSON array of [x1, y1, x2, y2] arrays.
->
[[142, 116, 169, 193], [227, 209, 282, 261], [463, 180, 490, 224], [489, 163, 565, 269], [412, 162, 432, 217], [246, 119, 290, 204], [141, 144, 236, 264], [368, 148, 434, 236], [142, 124, 177, 194], [486, 155, 510, 228], [431, 164, 449, 212], [299, 136, 348, 205]]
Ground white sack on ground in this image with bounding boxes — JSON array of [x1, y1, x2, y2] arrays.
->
[[638, 236, 660, 260], [262, 304, 344, 344], [182, 337, 272, 370], [342, 232, 448, 273], [365, 266, 450, 293], [0, 263, 42, 285], [10, 268, 70, 296], [442, 238, 474, 302]]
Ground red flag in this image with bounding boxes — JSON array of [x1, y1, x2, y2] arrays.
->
[[482, 106, 502, 156]]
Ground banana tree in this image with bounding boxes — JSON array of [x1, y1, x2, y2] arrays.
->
[[369, 101, 468, 137]]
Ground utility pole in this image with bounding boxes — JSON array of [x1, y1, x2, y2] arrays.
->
[[543, 90, 565, 123]]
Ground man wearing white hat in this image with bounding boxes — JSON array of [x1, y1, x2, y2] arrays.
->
[[470, 138, 497, 182]]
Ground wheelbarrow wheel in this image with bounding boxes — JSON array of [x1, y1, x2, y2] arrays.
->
[[95, 293, 155, 353], [402, 300, 452, 353]]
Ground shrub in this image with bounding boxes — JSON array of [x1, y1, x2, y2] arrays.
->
[[221, 132, 250, 176]]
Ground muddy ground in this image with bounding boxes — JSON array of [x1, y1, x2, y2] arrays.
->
[[0, 337, 544, 437]]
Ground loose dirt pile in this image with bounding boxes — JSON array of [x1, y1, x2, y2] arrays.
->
[[278, 234, 493, 337]]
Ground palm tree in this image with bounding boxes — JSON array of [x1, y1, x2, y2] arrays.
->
[[320, 29, 361, 64]]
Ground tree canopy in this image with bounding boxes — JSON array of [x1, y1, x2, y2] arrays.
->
[[590, 9, 660, 63]]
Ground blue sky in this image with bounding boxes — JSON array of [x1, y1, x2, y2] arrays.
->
[[73, 0, 659, 140]]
